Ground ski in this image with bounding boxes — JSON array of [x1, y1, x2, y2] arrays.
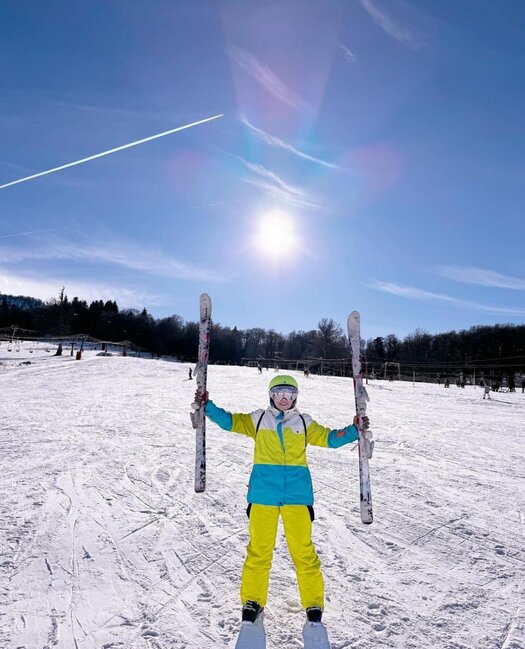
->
[[347, 311, 373, 525], [191, 292, 212, 493], [303, 621, 331, 648], [233, 614, 266, 649]]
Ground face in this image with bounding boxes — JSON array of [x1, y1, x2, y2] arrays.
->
[[270, 386, 298, 411], [275, 394, 293, 411]]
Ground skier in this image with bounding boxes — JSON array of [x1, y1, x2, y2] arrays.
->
[[483, 383, 491, 400], [194, 375, 370, 645], [188, 367, 193, 380]]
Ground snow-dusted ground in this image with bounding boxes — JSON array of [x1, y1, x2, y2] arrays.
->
[[1, 343, 524, 649]]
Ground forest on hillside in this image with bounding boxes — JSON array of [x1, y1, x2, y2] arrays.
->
[[1, 291, 524, 381]]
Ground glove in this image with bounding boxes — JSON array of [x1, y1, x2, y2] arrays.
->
[[353, 415, 374, 459], [190, 389, 209, 428], [353, 414, 370, 430], [193, 389, 209, 407]]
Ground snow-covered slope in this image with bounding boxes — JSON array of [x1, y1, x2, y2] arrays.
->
[[1, 348, 523, 648]]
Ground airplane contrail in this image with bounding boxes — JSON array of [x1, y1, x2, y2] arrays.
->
[[0, 113, 223, 190]]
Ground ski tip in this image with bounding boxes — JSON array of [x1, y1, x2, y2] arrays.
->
[[347, 311, 361, 336], [200, 293, 212, 317]]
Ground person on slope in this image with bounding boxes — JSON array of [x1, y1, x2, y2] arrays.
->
[[194, 375, 371, 629]]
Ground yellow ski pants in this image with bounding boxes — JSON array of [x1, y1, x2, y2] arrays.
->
[[240, 504, 324, 609]]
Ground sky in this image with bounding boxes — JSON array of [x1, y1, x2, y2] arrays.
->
[[1, 0, 525, 340]]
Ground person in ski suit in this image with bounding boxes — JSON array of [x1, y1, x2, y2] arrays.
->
[[194, 375, 370, 626], [483, 383, 491, 400]]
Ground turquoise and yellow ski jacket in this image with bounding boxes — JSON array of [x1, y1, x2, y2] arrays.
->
[[205, 400, 358, 506]]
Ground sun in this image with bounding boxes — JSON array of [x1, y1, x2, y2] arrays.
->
[[255, 210, 297, 259]]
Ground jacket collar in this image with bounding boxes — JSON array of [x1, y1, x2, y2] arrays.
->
[[268, 406, 299, 421]]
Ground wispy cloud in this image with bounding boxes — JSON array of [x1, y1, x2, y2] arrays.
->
[[339, 45, 358, 64], [228, 45, 307, 109], [371, 281, 455, 302], [241, 117, 339, 170], [436, 266, 525, 290], [358, 0, 423, 49], [235, 155, 319, 208], [370, 280, 525, 316], [0, 269, 163, 308], [0, 227, 70, 240], [0, 241, 222, 283]]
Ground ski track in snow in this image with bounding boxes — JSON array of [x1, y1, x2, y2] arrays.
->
[[1, 343, 524, 648]]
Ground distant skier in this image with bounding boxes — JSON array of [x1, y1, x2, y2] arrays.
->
[[522, 378, 525, 393], [188, 367, 193, 380], [483, 383, 491, 400], [194, 375, 371, 645]]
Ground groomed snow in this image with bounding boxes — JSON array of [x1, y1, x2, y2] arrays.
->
[[1, 344, 524, 648]]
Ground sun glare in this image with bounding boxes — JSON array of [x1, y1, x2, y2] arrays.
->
[[255, 210, 297, 259]]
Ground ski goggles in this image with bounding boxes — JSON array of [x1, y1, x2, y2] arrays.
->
[[269, 386, 298, 401]]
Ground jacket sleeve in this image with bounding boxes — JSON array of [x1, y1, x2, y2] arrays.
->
[[205, 400, 258, 439], [304, 413, 359, 448]]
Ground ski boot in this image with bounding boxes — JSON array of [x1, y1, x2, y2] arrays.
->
[[303, 607, 330, 649], [234, 601, 265, 649]]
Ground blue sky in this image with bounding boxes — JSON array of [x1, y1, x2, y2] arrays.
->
[[1, 0, 524, 340]]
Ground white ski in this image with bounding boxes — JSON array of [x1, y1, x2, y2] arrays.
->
[[347, 311, 373, 525], [302, 621, 331, 649], [190, 292, 212, 493], [233, 614, 266, 649]]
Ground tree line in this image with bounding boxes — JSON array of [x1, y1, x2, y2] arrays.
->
[[1, 291, 524, 373]]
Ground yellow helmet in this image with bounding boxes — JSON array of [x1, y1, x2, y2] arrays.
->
[[269, 375, 298, 390]]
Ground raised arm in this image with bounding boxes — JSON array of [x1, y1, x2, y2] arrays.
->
[[305, 414, 370, 448], [194, 389, 259, 438]]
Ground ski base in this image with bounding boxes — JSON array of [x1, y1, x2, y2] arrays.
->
[[348, 310, 374, 525], [302, 621, 331, 649], [193, 292, 212, 493], [233, 613, 266, 649]]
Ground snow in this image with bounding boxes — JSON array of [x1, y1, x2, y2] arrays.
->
[[1, 342, 524, 649]]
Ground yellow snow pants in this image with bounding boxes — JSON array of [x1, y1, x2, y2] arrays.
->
[[240, 504, 324, 609]]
